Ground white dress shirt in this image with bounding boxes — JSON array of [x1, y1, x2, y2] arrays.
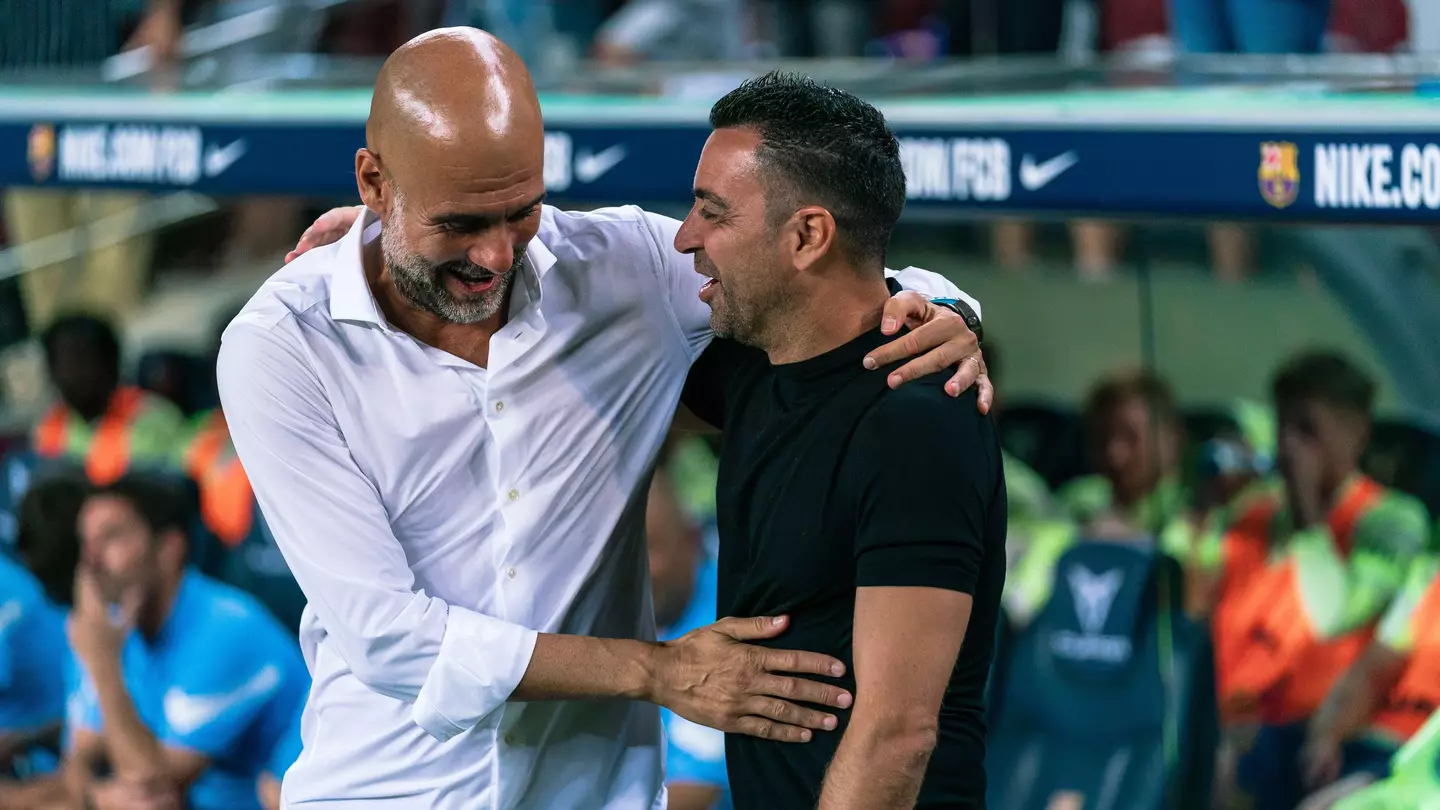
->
[[217, 205, 972, 810]]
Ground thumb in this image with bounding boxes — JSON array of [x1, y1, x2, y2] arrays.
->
[[713, 615, 788, 641]]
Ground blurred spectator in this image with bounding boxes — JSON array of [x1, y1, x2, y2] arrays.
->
[[63, 475, 310, 810], [1298, 552, 1440, 808], [34, 315, 186, 485], [255, 705, 302, 810], [594, 0, 747, 64], [1191, 350, 1429, 810], [0, 475, 85, 810], [1326, 0, 1408, 52], [771, 0, 872, 58], [648, 466, 731, 810], [1169, 0, 1331, 283], [1, 0, 179, 328], [1058, 369, 1187, 539]]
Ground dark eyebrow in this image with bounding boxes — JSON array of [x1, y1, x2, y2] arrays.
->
[[427, 192, 547, 230], [693, 188, 730, 210]]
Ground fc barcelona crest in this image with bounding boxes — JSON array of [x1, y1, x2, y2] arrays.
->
[[1258, 141, 1300, 209], [28, 123, 55, 183]]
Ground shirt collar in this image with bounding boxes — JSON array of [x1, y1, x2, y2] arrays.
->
[[328, 208, 561, 327], [328, 209, 387, 328]]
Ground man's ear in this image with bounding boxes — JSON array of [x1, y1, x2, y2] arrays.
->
[[788, 206, 837, 273], [355, 148, 388, 214]]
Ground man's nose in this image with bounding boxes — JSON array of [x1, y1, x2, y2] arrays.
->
[[673, 213, 701, 255], [466, 230, 516, 272]]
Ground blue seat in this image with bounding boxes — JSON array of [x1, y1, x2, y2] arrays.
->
[[986, 541, 1214, 810]]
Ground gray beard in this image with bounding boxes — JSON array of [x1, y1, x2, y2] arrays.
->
[[384, 240, 524, 325]]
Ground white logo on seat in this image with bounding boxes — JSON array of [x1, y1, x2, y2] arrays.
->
[[1067, 565, 1124, 635]]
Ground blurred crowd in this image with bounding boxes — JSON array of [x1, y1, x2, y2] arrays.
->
[[1, 296, 1438, 809]]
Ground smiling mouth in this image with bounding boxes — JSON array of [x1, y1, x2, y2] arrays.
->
[[698, 277, 721, 303], [446, 267, 499, 293]]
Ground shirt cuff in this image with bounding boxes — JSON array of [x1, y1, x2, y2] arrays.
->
[[412, 606, 539, 742]]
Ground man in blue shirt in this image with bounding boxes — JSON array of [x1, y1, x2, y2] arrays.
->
[[648, 468, 732, 810], [63, 475, 309, 810], [0, 473, 87, 810]]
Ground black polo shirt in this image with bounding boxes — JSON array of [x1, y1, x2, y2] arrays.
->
[[681, 326, 1006, 810]]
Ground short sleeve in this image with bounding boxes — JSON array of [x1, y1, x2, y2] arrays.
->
[[266, 707, 305, 779], [160, 627, 287, 757], [662, 709, 729, 789], [848, 387, 1002, 593], [0, 600, 18, 692]]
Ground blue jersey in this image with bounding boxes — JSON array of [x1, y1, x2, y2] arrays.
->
[[658, 558, 732, 810], [0, 555, 68, 736], [66, 571, 309, 810]]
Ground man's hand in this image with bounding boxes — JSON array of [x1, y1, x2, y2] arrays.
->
[[66, 568, 138, 668], [1301, 731, 1343, 790], [652, 615, 852, 743], [89, 777, 181, 810], [286, 206, 364, 263], [864, 291, 991, 410]]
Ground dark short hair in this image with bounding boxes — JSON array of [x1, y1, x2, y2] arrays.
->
[[16, 472, 89, 605], [709, 70, 906, 267], [87, 474, 191, 539], [1085, 369, 1181, 429], [42, 313, 120, 368], [1272, 350, 1376, 416]]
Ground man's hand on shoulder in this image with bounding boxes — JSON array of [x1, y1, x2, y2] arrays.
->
[[864, 292, 991, 411], [285, 205, 365, 263], [651, 615, 853, 743]]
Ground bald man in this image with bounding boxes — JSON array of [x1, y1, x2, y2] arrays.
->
[[221, 28, 986, 809]]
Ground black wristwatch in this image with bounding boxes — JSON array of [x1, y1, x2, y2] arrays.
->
[[928, 297, 983, 346]]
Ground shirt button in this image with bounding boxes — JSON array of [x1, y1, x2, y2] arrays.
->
[[508, 489, 519, 501], [506, 567, 517, 579], [494, 401, 505, 413], [504, 733, 516, 745]]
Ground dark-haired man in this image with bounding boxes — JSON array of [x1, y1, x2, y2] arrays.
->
[[62, 476, 310, 810], [677, 71, 1006, 810], [34, 315, 186, 484], [1191, 351, 1428, 810]]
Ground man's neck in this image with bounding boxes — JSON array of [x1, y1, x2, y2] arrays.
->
[[762, 273, 891, 365]]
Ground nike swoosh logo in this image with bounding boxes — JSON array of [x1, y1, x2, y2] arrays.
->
[[1019, 151, 1078, 191], [163, 663, 282, 736], [574, 144, 627, 184], [203, 139, 247, 178]]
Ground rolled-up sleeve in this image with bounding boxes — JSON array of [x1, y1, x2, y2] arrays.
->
[[217, 318, 538, 742]]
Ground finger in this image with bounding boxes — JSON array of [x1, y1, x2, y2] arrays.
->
[[879, 292, 929, 334], [761, 648, 846, 678], [284, 250, 300, 264], [976, 372, 994, 413], [756, 674, 853, 710], [743, 696, 838, 731], [945, 356, 980, 399], [732, 715, 813, 744], [712, 615, 788, 641], [862, 329, 922, 371], [886, 347, 956, 390]]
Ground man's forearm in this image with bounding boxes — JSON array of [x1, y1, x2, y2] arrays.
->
[[817, 720, 937, 810], [87, 657, 167, 781], [510, 633, 658, 702]]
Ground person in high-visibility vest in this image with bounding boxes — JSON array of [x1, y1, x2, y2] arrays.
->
[[1057, 369, 1189, 540], [32, 314, 186, 485], [1323, 706, 1440, 810], [1297, 553, 1440, 808], [1190, 350, 1430, 810]]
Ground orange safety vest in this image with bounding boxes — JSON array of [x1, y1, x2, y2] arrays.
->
[[184, 410, 254, 548], [1213, 476, 1384, 725], [34, 386, 147, 485], [1372, 579, 1440, 742]]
